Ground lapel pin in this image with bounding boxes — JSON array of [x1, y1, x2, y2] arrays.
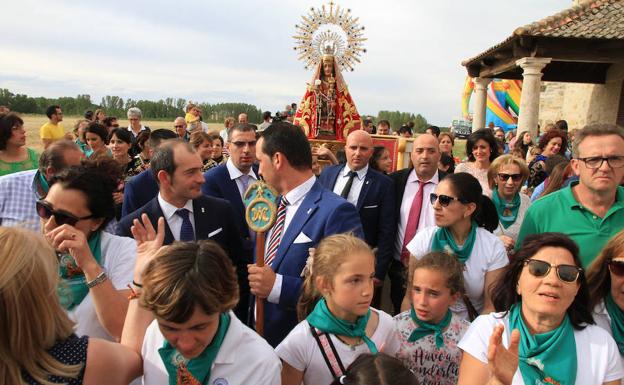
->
[[366, 180, 370, 185], [201, 207, 205, 213], [307, 208, 312, 214]]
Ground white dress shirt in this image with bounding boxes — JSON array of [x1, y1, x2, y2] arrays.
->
[[127, 125, 148, 138], [394, 170, 440, 259], [226, 158, 258, 199], [266, 175, 316, 304], [332, 165, 368, 206], [157, 193, 195, 241]]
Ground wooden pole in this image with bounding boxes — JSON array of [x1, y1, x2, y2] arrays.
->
[[255, 232, 266, 336]]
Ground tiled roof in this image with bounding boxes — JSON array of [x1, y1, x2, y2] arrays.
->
[[463, 0, 624, 66]]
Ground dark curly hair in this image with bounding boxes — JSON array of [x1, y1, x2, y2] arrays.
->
[[538, 129, 567, 155], [49, 157, 121, 230], [490, 233, 594, 329], [466, 129, 500, 163], [0, 112, 24, 150]]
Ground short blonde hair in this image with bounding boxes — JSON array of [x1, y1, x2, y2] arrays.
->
[[487, 154, 530, 188], [0, 227, 81, 385]]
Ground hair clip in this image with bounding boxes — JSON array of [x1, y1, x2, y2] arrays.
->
[[339, 375, 347, 384]]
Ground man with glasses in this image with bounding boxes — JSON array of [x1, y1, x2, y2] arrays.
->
[[40, 105, 71, 149], [517, 123, 624, 267], [202, 123, 259, 256], [173, 117, 189, 141]]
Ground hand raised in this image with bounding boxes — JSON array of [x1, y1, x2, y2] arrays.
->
[[131, 214, 165, 281], [46, 224, 95, 271], [487, 324, 520, 385]]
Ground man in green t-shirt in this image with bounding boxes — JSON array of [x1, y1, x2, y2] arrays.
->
[[516, 124, 624, 267], [40, 105, 71, 149]]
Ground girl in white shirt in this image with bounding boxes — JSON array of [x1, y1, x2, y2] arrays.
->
[[276, 234, 398, 385]]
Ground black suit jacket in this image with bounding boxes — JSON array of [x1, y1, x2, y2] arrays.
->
[[116, 194, 251, 322], [390, 168, 448, 222]]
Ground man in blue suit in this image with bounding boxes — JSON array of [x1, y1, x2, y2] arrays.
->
[[117, 140, 250, 323], [202, 123, 259, 254], [318, 130, 396, 307], [249, 121, 364, 347], [121, 129, 178, 217]]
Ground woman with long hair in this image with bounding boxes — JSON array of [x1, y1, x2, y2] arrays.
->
[[455, 129, 500, 197]]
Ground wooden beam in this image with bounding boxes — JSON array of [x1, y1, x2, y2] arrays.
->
[[477, 57, 519, 78]]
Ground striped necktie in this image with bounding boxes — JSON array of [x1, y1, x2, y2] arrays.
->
[[265, 196, 289, 267]]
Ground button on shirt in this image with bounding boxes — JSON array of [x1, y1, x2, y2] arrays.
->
[[266, 175, 317, 304], [157, 193, 195, 241], [332, 165, 368, 206], [394, 170, 440, 259], [226, 158, 258, 199]]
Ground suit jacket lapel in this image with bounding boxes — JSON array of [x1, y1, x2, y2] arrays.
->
[[149, 198, 174, 244], [192, 198, 210, 239], [357, 172, 373, 211]]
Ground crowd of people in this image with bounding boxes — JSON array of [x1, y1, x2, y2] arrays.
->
[[1, 103, 624, 385]]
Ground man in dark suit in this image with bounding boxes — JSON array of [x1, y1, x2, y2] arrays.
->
[[249, 121, 364, 347], [117, 140, 250, 322], [318, 130, 395, 306], [202, 123, 259, 254], [389, 133, 445, 313], [121, 129, 178, 217]]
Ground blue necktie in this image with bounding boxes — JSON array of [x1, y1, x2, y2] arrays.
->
[[176, 208, 195, 242]]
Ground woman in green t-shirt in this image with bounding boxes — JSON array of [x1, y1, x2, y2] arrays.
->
[[0, 112, 39, 177]]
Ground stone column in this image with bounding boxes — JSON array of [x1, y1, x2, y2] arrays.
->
[[516, 57, 551, 138], [472, 77, 492, 131]]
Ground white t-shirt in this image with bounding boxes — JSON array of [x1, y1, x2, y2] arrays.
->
[[141, 312, 281, 385], [492, 193, 531, 243], [393, 310, 470, 385], [276, 308, 398, 385], [406, 226, 508, 319], [458, 312, 624, 385], [69, 231, 136, 340]]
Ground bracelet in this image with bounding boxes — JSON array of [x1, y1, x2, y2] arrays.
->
[[132, 280, 143, 288], [86, 271, 108, 289], [127, 284, 140, 300]]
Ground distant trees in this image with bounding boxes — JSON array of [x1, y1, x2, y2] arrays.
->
[[0, 89, 263, 122], [375, 110, 429, 133]]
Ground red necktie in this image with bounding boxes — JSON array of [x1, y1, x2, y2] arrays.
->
[[401, 180, 429, 265], [265, 196, 289, 267]]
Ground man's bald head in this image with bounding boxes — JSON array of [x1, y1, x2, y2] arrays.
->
[[411, 134, 441, 180], [345, 130, 373, 171]]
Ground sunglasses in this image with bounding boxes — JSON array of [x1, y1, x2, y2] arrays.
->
[[608, 260, 624, 276], [523, 259, 582, 283], [430, 193, 464, 207], [497, 173, 523, 182], [36, 200, 94, 227]]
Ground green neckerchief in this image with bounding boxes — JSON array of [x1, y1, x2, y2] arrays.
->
[[408, 305, 451, 348], [38, 171, 50, 194], [307, 298, 378, 354], [605, 293, 624, 355], [430, 221, 477, 264], [508, 303, 577, 385], [57, 231, 102, 310], [159, 313, 231, 385], [492, 187, 521, 229]]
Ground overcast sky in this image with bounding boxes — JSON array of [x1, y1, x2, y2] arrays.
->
[[1, 0, 571, 124]]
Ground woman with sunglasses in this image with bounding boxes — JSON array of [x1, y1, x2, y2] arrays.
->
[[37, 157, 136, 341], [403, 172, 507, 320], [587, 230, 624, 362], [458, 233, 623, 385], [487, 154, 531, 253]]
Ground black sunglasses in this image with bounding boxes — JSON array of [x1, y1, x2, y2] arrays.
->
[[36, 200, 94, 227], [497, 173, 523, 182], [430, 193, 464, 207], [524, 259, 582, 283], [608, 260, 624, 277]]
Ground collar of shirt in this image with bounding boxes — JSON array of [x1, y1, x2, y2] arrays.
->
[[226, 158, 258, 181], [284, 175, 316, 207], [341, 164, 368, 180], [407, 169, 440, 185], [157, 193, 194, 221], [127, 125, 147, 136], [565, 181, 624, 210]]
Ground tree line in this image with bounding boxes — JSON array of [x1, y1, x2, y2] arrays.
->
[[0, 89, 264, 123], [375, 110, 430, 133]]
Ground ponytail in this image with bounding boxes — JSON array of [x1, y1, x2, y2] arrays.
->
[[474, 195, 499, 232]]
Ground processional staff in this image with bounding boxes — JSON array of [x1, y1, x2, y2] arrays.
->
[[243, 180, 279, 336]]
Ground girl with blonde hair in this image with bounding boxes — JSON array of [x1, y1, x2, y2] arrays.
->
[[276, 233, 399, 385], [0, 227, 140, 385]]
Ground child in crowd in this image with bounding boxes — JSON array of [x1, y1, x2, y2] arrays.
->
[[393, 252, 470, 385], [329, 353, 419, 385], [276, 234, 399, 385]]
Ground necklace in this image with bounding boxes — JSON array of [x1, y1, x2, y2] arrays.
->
[[336, 335, 363, 351]]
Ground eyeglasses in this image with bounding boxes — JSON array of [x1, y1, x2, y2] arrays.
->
[[576, 156, 624, 169], [430, 193, 464, 207], [523, 259, 582, 283], [36, 200, 94, 227], [608, 259, 624, 276], [497, 173, 523, 182], [231, 140, 256, 148]]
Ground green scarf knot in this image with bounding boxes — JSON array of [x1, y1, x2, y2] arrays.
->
[[159, 312, 231, 385], [408, 305, 451, 348], [57, 231, 102, 310], [492, 187, 521, 229], [307, 298, 378, 354], [509, 303, 577, 385], [430, 221, 477, 263]]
